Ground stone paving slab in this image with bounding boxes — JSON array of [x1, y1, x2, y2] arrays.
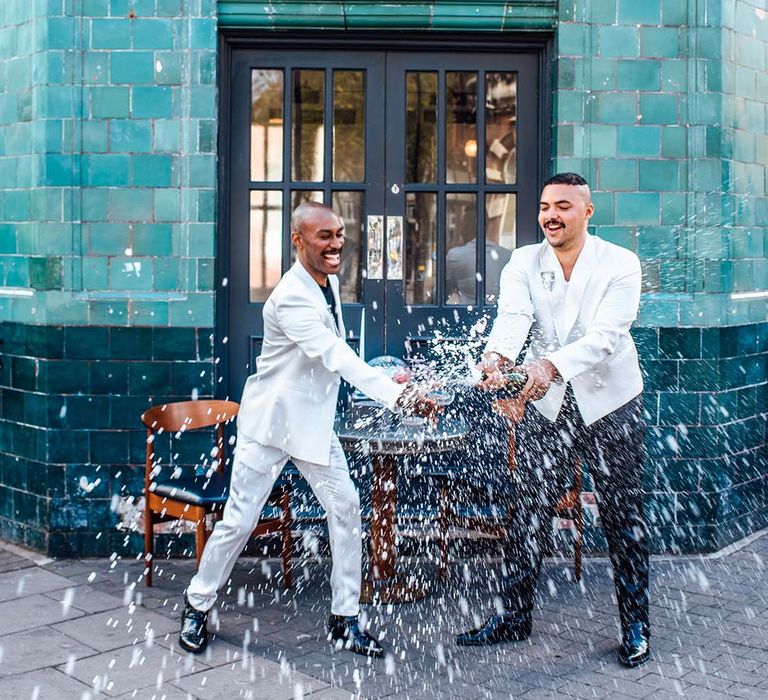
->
[[1, 530, 768, 698], [0, 667, 101, 699], [0, 626, 98, 677]]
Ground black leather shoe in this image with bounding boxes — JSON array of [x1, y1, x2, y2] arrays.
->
[[618, 622, 650, 668], [179, 596, 208, 654], [455, 613, 532, 646], [327, 615, 385, 658]]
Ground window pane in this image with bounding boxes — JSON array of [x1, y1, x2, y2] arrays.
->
[[292, 70, 324, 182], [333, 71, 365, 182], [446, 72, 477, 184], [405, 72, 437, 184], [485, 72, 517, 184], [445, 193, 477, 305], [249, 190, 283, 302], [250, 69, 283, 181], [485, 192, 515, 303], [332, 191, 364, 302], [405, 192, 437, 304]]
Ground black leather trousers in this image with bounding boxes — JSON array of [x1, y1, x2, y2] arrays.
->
[[502, 386, 649, 631]]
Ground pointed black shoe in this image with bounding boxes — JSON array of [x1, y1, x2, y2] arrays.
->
[[617, 622, 650, 668], [327, 615, 385, 658], [179, 596, 208, 654], [456, 612, 532, 646]]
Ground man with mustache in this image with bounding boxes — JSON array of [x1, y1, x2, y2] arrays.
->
[[456, 173, 650, 668], [179, 201, 437, 658]]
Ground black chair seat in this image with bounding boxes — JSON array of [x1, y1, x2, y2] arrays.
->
[[151, 470, 230, 506]]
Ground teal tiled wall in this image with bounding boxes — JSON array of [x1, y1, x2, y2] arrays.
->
[[0, 0, 766, 557], [0, 0, 218, 326]]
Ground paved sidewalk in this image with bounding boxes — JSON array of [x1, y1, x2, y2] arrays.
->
[[0, 531, 767, 699]]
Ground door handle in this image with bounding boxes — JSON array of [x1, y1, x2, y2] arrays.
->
[[386, 216, 404, 280], [366, 215, 384, 280]]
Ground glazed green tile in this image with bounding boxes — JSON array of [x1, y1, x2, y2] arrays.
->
[[661, 126, 686, 158], [3, 191, 30, 221], [641, 26, 681, 57], [90, 19, 131, 50], [587, 57, 617, 90], [617, 60, 660, 91], [154, 52, 182, 86], [132, 154, 173, 187], [131, 86, 173, 119], [618, 0, 660, 25], [189, 86, 216, 119], [589, 191, 615, 225], [639, 160, 679, 191], [587, 124, 617, 157], [598, 159, 637, 190], [661, 59, 686, 92], [555, 90, 586, 123], [108, 256, 153, 291], [133, 223, 172, 257], [153, 256, 180, 290], [153, 119, 180, 152], [134, 19, 174, 50], [618, 125, 660, 157], [596, 93, 637, 124], [81, 189, 109, 222], [431, 2, 507, 30], [198, 120, 215, 153], [558, 22, 586, 55], [617, 192, 660, 225], [110, 51, 154, 85], [130, 300, 169, 324], [188, 155, 215, 187], [89, 86, 130, 118], [81, 256, 108, 288], [598, 26, 639, 57], [109, 119, 152, 154], [108, 189, 153, 222], [188, 223, 214, 256], [596, 226, 635, 250], [29, 256, 63, 290], [83, 154, 130, 187], [168, 292, 214, 327], [197, 190, 215, 222], [155, 189, 180, 222], [639, 94, 678, 125]]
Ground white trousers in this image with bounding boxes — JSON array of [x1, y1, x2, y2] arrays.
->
[[186, 433, 362, 616]]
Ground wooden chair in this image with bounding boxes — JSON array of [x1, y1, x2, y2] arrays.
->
[[140, 400, 293, 588], [433, 397, 584, 582]]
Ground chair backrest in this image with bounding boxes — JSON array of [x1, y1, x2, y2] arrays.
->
[[141, 400, 239, 433]]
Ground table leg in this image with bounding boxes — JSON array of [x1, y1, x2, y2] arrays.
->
[[362, 452, 428, 604]]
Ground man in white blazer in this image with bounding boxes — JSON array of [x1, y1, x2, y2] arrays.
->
[[455, 173, 650, 668], [180, 201, 435, 658]]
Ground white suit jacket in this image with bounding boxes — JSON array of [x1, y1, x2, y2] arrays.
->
[[238, 262, 405, 465], [485, 235, 643, 426]]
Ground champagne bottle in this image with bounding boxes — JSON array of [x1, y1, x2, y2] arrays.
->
[[482, 366, 528, 395]]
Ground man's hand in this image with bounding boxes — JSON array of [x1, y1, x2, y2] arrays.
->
[[519, 359, 560, 402], [475, 352, 511, 391], [394, 384, 441, 421]]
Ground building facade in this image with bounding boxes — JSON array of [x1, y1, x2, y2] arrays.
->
[[0, 0, 766, 557]]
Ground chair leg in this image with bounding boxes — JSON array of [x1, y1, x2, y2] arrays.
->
[[144, 505, 154, 587], [574, 458, 583, 582], [279, 487, 293, 589], [439, 485, 449, 582]]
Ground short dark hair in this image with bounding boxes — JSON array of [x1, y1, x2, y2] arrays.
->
[[543, 172, 589, 188]]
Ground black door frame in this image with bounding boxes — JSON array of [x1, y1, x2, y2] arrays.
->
[[216, 31, 554, 399]]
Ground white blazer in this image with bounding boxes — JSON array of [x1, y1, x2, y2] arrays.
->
[[238, 262, 405, 465], [485, 235, 643, 426]]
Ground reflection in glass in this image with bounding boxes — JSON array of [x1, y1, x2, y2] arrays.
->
[[405, 192, 437, 304], [292, 70, 324, 182], [249, 190, 283, 302], [445, 193, 477, 305], [446, 72, 477, 184], [485, 192, 515, 303], [406, 72, 437, 184], [288, 191, 323, 267], [485, 72, 517, 184], [333, 71, 365, 182], [332, 191, 363, 302], [250, 69, 283, 181]]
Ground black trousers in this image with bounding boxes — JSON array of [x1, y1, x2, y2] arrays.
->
[[502, 387, 649, 630]]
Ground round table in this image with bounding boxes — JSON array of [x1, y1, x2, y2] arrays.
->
[[334, 412, 469, 604]]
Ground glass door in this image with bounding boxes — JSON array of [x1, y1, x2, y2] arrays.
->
[[224, 48, 540, 398], [227, 50, 386, 397], [383, 51, 540, 358]]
